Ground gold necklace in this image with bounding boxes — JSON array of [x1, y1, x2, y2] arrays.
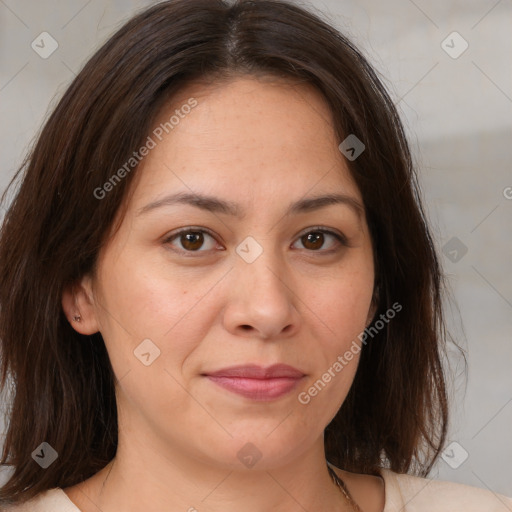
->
[[327, 463, 363, 512]]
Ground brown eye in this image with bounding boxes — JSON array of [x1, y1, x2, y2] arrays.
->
[[165, 229, 218, 254], [293, 228, 347, 252], [301, 232, 325, 250], [180, 232, 205, 251]]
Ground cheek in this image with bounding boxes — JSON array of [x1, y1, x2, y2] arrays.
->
[[296, 277, 371, 424], [310, 267, 374, 345], [95, 254, 214, 377], [97, 261, 214, 423]]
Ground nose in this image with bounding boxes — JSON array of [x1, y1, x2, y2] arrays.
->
[[222, 251, 301, 340]]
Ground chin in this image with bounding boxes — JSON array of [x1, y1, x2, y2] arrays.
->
[[189, 426, 318, 472]]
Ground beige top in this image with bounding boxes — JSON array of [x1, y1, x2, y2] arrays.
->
[[4, 468, 512, 511]]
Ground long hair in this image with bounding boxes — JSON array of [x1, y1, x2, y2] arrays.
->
[[0, 0, 459, 505]]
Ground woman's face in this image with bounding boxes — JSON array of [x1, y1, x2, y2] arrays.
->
[[72, 76, 376, 471]]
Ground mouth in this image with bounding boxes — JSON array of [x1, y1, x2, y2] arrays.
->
[[202, 364, 306, 401]]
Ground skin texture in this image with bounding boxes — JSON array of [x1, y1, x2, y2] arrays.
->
[[62, 76, 384, 512]]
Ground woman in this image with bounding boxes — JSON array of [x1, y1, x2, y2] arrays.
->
[[0, 0, 510, 510]]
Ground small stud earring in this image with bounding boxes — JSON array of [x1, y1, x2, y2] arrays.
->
[[73, 315, 82, 322]]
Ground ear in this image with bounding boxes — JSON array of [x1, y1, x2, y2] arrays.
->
[[62, 274, 101, 335]]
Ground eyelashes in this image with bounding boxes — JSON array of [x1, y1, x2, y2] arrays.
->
[[163, 226, 349, 257]]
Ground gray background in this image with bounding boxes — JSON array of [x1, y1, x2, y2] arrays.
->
[[1, 0, 511, 498]]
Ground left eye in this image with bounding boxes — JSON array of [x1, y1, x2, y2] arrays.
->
[[293, 229, 346, 252], [164, 227, 347, 255]]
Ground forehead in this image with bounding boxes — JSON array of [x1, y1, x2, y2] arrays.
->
[[131, 75, 361, 207], [153, 75, 338, 149]]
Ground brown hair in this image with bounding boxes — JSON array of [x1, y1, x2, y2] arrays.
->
[[0, 0, 461, 505]]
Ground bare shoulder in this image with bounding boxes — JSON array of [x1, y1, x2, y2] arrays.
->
[[331, 466, 385, 512]]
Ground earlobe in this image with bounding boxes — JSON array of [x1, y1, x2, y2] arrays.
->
[[61, 275, 101, 335]]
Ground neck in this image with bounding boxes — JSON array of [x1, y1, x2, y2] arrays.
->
[[75, 430, 352, 512]]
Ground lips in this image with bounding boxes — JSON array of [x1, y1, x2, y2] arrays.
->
[[203, 364, 305, 401], [205, 364, 305, 379]]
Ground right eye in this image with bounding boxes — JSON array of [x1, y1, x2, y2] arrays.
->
[[163, 228, 222, 255]]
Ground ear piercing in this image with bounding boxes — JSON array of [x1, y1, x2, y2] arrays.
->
[[73, 314, 82, 322]]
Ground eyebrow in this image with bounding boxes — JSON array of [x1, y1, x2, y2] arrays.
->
[[136, 191, 364, 220]]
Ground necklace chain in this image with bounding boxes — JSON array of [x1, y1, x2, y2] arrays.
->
[[327, 464, 363, 512]]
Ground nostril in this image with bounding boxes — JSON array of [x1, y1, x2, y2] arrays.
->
[[241, 325, 252, 330]]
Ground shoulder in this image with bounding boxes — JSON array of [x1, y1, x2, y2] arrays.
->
[[380, 468, 512, 511], [2, 488, 80, 512]]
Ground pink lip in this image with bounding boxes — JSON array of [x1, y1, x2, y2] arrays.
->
[[203, 364, 305, 401]]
